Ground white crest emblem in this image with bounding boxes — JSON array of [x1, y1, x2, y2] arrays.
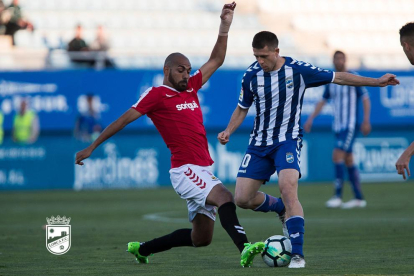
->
[[46, 216, 71, 255]]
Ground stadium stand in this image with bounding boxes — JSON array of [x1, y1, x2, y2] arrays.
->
[[0, 0, 412, 70]]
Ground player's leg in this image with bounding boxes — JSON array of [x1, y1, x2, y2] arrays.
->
[[128, 228, 195, 263], [234, 177, 265, 209], [191, 213, 214, 247], [127, 165, 216, 262], [235, 177, 285, 213], [206, 183, 248, 253], [235, 148, 287, 239], [326, 147, 346, 208], [345, 153, 364, 200], [128, 209, 215, 263], [278, 169, 305, 268], [342, 152, 366, 209], [235, 149, 285, 216], [206, 180, 265, 267], [234, 177, 286, 237], [273, 139, 305, 268], [169, 164, 262, 266], [340, 129, 366, 208]]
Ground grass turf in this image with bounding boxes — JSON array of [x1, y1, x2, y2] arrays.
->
[[1, 182, 414, 276]]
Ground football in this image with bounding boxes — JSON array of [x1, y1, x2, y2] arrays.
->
[[261, 235, 292, 267]]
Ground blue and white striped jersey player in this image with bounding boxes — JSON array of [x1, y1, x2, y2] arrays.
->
[[304, 51, 371, 209], [217, 31, 399, 268]]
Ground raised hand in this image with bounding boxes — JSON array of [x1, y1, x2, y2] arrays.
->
[[220, 2, 236, 31]]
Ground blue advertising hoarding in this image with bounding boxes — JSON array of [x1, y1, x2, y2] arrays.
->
[[1, 69, 414, 132], [0, 130, 412, 191], [0, 69, 413, 191]]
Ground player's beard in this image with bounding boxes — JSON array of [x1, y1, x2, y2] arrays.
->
[[169, 72, 187, 92]]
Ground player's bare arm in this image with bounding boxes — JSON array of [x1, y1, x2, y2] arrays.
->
[[218, 105, 248, 145], [334, 72, 400, 87], [199, 2, 236, 85], [304, 100, 326, 133], [361, 97, 371, 136], [75, 109, 142, 165], [396, 141, 414, 180]]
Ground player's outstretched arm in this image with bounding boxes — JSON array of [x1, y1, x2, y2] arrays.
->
[[304, 100, 326, 133], [334, 72, 400, 87], [396, 141, 414, 180], [218, 105, 248, 145], [75, 109, 142, 165], [199, 2, 236, 85]]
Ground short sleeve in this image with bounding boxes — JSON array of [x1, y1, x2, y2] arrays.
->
[[356, 86, 369, 99], [238, 73, 254, 109], [322, 85, 331, 100], [188, 70, 203, 92], [131, 87, 159, 115], [298, 63, 335, 88]]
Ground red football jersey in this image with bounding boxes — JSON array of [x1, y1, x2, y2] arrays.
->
[[132, 70, 214, 168]]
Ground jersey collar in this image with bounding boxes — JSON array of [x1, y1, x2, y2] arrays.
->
[[161, 85, 180, 93], [161, 85, 194, 93]]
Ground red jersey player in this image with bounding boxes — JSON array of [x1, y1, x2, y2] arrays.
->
[[75, 2, 264, 268]]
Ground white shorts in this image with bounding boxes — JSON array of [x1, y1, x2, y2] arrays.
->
[[169, 164, 222, 222]]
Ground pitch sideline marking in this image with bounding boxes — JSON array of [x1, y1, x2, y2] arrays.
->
[[143, 211, 414, 224]]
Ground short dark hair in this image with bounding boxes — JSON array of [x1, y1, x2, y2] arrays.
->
[[252, 31, 279, 50], [400, 22, 414, 38], [333, 50, 346, 58], [400, 22, 414, 45]]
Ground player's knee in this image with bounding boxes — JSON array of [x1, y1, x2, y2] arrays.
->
[[223, 189, 234, 201], [234, 195, 251, 209], [279, 183, 298, 206], [217, 188, 234, 205], [192, 237, 212, 247], [333, 149, 346, 163], [280, 190, 293, 204], [345, 155, 354, 166], [207, 184, 234, 207]]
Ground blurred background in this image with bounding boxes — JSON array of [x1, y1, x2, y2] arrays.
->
[[0, 0, 413, 190]]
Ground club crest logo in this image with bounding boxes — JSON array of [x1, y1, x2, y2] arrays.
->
[[286, 152, 294, 163], [286, 78, 293, 89], [202, 169, 220, 181], [46, 216, 71, 255]]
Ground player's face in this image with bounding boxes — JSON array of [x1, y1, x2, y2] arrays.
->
[[167, 62, 192, 92], [253, 46, 279, 72], [333, 53, 346, 71], [401, 40, 414, 65]]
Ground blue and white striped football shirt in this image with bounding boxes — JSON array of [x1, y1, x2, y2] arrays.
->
[[239, 57, 335, 147], [322, 75, 369, 133]]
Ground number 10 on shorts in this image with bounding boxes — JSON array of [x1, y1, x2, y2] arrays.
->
[[241, 154, 251, 168]]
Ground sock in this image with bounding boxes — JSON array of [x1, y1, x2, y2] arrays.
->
[[286, 216, 305, 257], [254, 193, 285, 215], [138, 228, 193, 256], [347, 165, 364, 200], [218, 202, 248, 253], [334, 162, 345, 198]]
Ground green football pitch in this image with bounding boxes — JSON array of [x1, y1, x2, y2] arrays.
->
[[1, 182, 414, 276]]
